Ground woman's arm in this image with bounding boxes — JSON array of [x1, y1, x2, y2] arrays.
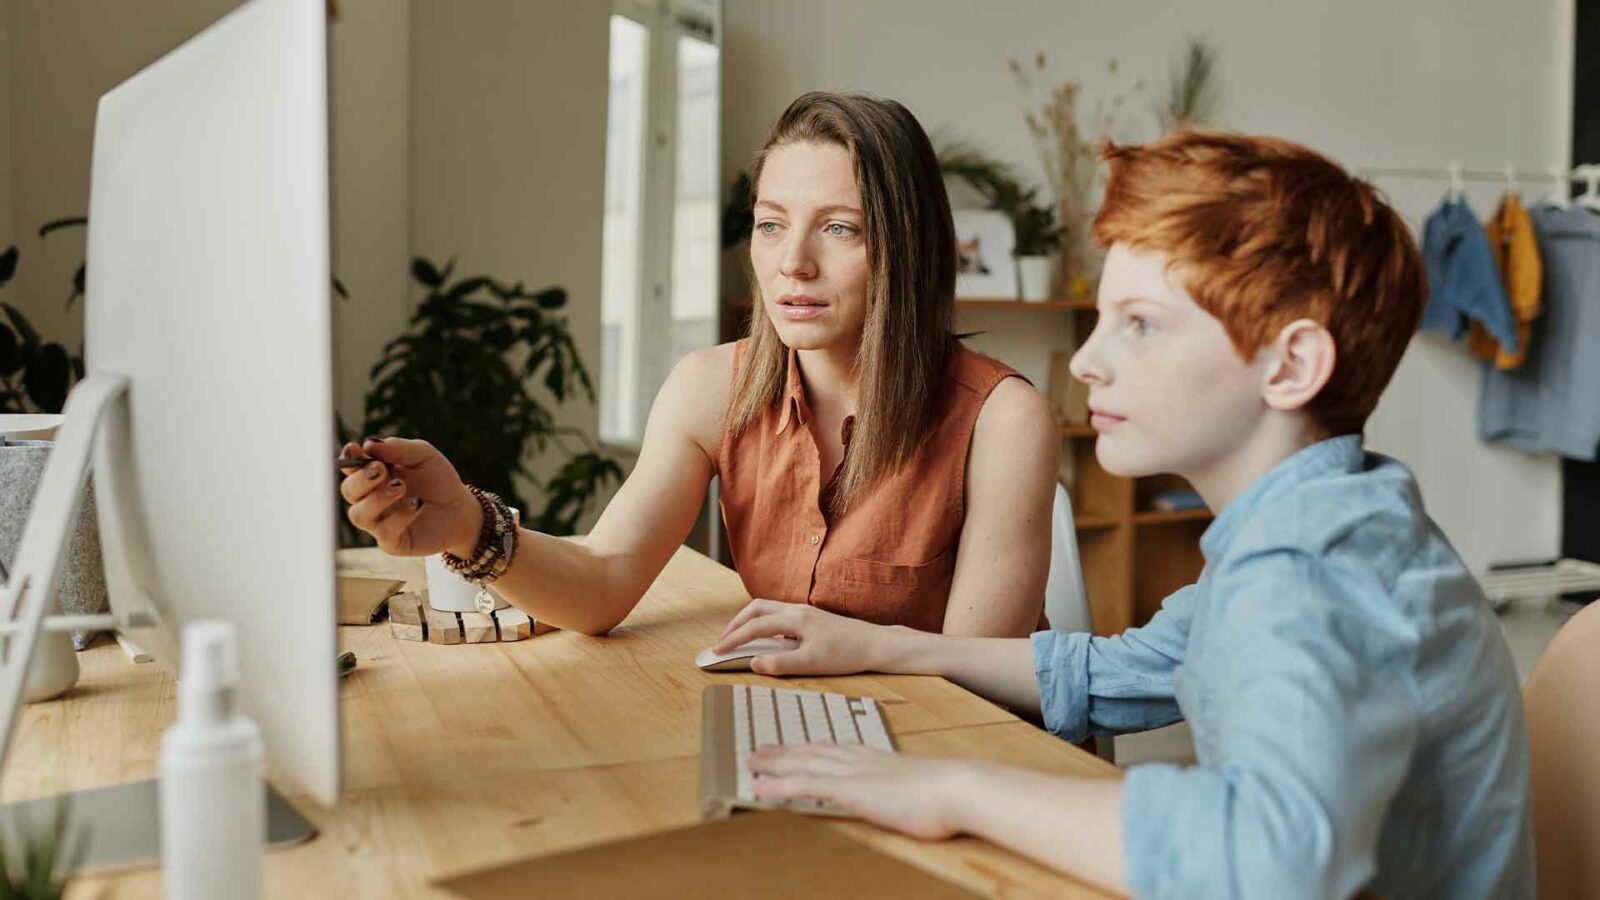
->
[[345, 344, 732, 635], [942, 377, 1060, 636], [483, 344, 731, 633]]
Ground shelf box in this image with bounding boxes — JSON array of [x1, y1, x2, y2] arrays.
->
[[954, 299, 1097, 311], [1133, 508, 1213, 526]]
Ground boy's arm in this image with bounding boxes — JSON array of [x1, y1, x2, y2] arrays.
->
[[714, 581, 1202, 738], [749, 747, 1131, 896], [1119, 547, 1419, 899]]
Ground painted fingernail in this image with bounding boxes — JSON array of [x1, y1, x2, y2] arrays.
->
[[362, 435, 385, 444], [365, 462, 382, 479], [387, 478, 403, 491], [412, 498, 425, 510]]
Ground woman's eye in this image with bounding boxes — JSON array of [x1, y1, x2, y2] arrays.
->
[[756, 221, 781, 235], [826, 223, 856, 237]]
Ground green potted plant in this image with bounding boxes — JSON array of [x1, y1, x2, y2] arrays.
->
[[938, 140, 1060, 301], [0, 796, 89, 899], [1011, 187, 1062, 302], [346, 256, 621, 542], [0, 219, 90, 415]]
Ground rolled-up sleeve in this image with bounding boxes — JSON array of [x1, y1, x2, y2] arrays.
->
[[1120, 548, 1419, 900], [1030, 583, 1198, 742]]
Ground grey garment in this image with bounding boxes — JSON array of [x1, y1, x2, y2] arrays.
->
[[0, 441, 109, 648], [1478, 205, 1600, 461]]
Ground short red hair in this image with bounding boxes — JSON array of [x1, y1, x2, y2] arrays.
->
[[1092, 130, 1426, 437]]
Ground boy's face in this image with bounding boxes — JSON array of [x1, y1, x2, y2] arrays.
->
[[1070, 243, 1271, 480]]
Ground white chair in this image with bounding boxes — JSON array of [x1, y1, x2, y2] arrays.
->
[[1044, 483, 1092, 634], [1043, 483, 1114, 763]]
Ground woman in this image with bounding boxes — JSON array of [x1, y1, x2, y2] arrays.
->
[[339, 91, 1059, 639]]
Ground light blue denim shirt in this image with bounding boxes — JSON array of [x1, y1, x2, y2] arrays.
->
[[1031, 436, 1534, 899], [1419, 197, 1519, 355]]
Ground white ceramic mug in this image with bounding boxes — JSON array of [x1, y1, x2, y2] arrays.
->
[[0, 414, 65, 442], [424, 506, 518, 614]]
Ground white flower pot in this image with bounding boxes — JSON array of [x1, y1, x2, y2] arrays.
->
[[1017, 255, 1056, 302]]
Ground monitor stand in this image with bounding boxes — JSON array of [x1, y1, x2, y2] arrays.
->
[[0, 780, 315, 873], [0, 375, 321, 873]]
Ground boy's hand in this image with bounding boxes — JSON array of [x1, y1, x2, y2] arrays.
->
[[712, 600, 905, 676], [748, 744, 970, 840]]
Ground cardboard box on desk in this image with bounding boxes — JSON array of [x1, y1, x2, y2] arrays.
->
[[336, 547, 423, 625]]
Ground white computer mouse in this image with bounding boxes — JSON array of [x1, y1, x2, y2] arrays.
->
[[694, 637, 801, 672]]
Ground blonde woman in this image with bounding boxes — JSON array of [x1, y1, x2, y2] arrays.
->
[[339, 91, 1059, 641]]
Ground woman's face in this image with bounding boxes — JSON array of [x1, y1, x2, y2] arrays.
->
[[749, 141, 872, 352]]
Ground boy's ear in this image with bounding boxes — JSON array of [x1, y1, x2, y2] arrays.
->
[[1262, 319, 1337, 413]]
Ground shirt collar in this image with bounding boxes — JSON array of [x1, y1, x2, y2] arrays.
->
[[1200, 434, 1365, 563], [775, 347, 808, 435]]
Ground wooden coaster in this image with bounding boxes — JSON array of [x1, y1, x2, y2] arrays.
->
[[387, 591, 554, 644]]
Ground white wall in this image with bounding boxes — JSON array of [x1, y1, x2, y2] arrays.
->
[[722, 0, 1573, 573]]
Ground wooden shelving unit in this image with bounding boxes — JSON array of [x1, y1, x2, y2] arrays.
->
[[955, 298, 1097, 311], [957, 296, 1212, 636]]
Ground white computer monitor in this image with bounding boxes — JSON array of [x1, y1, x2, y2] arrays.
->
[[0, 0, 340, 819], [87, 0, 341, 805]]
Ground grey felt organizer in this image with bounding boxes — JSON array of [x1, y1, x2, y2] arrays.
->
[[0, 440, 108, 648]]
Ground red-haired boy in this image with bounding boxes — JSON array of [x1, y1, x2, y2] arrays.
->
[[714, 131, 1534, 898]]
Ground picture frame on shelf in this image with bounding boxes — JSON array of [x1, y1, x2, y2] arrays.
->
[[952, 209, 1016, 299]]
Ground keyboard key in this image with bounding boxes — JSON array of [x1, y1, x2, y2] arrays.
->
[[776, 690, 808, 746], [855, 697, 893, 751], [799, 692, 832, 743], [751, 686, 778, 750], [732, 685, 752, 800], [824, 693, 860, 744]]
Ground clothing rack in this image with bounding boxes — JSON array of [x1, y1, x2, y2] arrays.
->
[[1354, 162, 1600, 206]]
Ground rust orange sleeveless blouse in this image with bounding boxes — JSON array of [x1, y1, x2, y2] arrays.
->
[[717, 340, 1024, 633]]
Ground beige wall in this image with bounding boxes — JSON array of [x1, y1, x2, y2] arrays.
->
[[329, 0, 412, 427], [722, 0, 1573, 574], [0, 0, 13, 249], [409, 0, 611, 510], [0, 0, 616, 525], [7, 0, 240, 353]]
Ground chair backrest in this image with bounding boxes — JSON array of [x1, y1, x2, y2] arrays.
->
[[1523, 600, 1600, 897], [1044, 483, 1092, 634]]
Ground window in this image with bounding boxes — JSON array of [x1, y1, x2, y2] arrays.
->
[[599, 0, 721, 447]]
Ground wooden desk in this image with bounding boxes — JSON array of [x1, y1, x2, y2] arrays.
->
[[4, 547, 1119, 898]]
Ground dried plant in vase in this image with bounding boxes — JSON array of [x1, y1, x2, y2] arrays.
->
[[1009, 53, 1143, 296], [1156, 36, 1220, 133]]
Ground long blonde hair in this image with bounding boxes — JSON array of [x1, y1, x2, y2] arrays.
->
[[729, 92, 957, 512]]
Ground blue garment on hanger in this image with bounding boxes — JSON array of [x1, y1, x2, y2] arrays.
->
[[1478, 205, 1600, 461], [1419, 198, 1519, 355]]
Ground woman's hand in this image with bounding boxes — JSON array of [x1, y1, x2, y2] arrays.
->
[[339, 437, 482, 557], [712, 599, 907, 676], [748, 744, 971, 840]]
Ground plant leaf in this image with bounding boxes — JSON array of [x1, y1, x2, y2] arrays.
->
[[0, 325, 19, 377], [0, 247, 16, 286], [411, 257, 443, 288], [36, 217, 87, 238], [2, 304, 41, 351], [23, 343, 71, 413]]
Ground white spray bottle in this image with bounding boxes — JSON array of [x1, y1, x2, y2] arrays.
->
[[160, 620, 263, 899]]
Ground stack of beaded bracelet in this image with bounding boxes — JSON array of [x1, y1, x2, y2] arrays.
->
[[441, 485, 519, 586]]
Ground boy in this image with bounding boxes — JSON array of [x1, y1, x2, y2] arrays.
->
[[712, 130, 1534, 898]]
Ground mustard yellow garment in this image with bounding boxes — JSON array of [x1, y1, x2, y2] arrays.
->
[[1468, 194, 1542, 369]]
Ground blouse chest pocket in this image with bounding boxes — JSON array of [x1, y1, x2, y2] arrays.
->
[[818, 547, 956, 629]]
